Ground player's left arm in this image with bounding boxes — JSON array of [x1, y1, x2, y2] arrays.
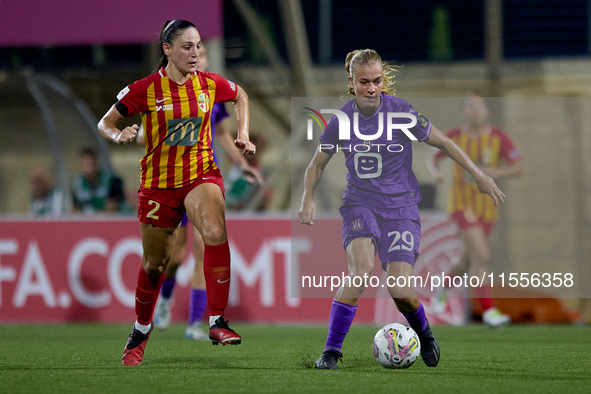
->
[[230, 85, 255, 155], [425, 126, 505, 206]]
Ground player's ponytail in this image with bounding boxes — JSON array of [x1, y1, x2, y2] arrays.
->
[[158, 19, 197, 70], [345, 49, 401, 97]]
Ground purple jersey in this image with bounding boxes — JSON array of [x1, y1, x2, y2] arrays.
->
[[211, 102, 230, 165], [319, 95, 432, 209]]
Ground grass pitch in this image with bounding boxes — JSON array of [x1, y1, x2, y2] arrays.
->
[[0, 323, 589, 393]]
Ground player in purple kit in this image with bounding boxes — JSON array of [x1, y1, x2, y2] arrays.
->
[[298, 49, 505, 369]]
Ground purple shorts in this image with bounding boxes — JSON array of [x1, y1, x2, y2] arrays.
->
[[339, 203, 421, 270], [180, 214, 188, 227]]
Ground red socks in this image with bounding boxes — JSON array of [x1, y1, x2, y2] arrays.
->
[[474, 285, 494, 311], [135, 265, 165, 325], [203, 241, 231, 316]]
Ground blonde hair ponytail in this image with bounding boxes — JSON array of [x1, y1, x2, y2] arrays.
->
[[345, 49, 400, 96]]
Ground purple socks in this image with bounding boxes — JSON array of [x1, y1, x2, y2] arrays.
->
[[159, 278, 207, 325], [160, 277, 176, 299], [188, 288, 207, 325], [401, 302, 429, 335], [324, 300, 358, 353]]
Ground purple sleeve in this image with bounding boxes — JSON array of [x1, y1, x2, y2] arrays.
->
[[318, 115, 339, 154], [213, 103, 230, 124], [407, 105, 432, 142]]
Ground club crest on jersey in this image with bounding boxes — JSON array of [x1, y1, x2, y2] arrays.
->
[[352, 219, 362, 230], [198, 93, 210, 112]]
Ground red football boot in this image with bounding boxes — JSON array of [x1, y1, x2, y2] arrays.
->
[[209, 317, 242, 346], [122, 323, 153, 366]]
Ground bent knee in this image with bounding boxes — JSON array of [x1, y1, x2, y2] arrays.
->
[[200, 226, 227, 245], [142, 259, 166, 276], [350, 260, 374, 278]]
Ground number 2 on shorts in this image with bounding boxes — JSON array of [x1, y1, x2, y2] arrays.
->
[[387, 230, 414, 252], [147, 200, 160, 219]]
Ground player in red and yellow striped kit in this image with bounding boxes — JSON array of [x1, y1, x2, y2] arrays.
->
[[98, 20, 255, 365], [428, 95, 522, 327]]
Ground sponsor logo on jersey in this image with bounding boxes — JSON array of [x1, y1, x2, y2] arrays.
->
[[228, 80, 236, 91], [165, 117, 203, 146], [157, 104, 173, 112]]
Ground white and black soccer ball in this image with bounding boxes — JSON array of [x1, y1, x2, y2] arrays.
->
[[372, 323, 421, 369]]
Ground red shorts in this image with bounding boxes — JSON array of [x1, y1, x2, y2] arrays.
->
[[451, 209, 494, 238], [137, 169, 225, 228]]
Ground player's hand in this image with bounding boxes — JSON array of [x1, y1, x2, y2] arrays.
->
[[116, 124, 139, 145], [298, 199, 316, 225], [241, 164, 264, 185], [476, 174, 505, 206], [235, 139, 256, 155]]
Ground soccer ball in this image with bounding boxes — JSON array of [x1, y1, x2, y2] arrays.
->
[[372, 323, 421, 369]]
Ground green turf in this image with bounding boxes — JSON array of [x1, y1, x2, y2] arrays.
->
[[0, 323, 589, 393]]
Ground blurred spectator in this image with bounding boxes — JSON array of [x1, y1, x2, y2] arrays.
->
[[72, 147, 129, 214], [29, 166, 66, 217], [225, 133, 270, 210]]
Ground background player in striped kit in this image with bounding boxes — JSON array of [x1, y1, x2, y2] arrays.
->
[[428, 95, 522, 327], [298, 49, 505, 369], [147, 44, 263, 340], [98, 20, 256, 366]]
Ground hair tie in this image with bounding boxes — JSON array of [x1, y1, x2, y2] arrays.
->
[[163, 20, 176, 39]]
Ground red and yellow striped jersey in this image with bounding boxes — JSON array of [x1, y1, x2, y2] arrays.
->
[[116, 67, 238, 189], [435, 126, 521, 223]]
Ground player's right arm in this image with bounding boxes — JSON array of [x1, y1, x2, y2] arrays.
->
[[97, 105, 139, 145], [298, 147, 333, 225]]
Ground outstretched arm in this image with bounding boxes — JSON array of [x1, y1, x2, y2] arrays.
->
[[230, 85, 255, 155], [98, 105, 138, 145], [425, 126, 505, 206], [298, 148, 333, 225]]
